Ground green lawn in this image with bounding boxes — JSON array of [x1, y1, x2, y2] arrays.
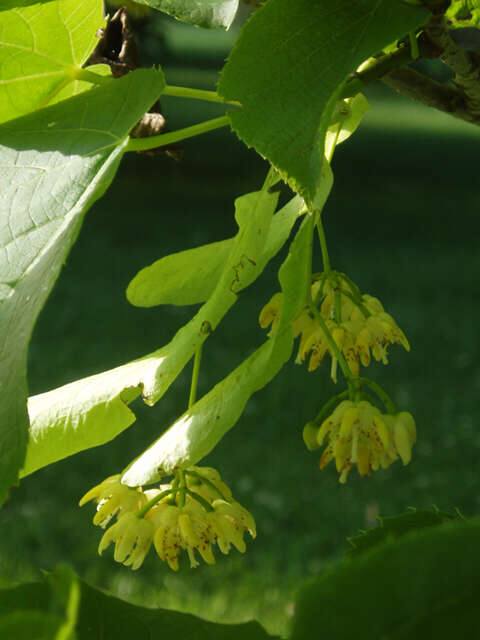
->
[[2, 78, 480, 637]]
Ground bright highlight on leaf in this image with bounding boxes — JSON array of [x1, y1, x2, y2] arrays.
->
[[133, 0, 239, 29], [0, 0, 105, 124]]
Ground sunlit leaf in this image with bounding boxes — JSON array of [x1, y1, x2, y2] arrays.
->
[[218, 0, 429, 207], [134, 0, 239, 28], [0, 0, 105, 124], [0, 68, 165, 499]]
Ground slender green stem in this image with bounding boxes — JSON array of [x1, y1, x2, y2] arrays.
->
[[136, 488, 174, 519], [333, 280, 342, 324], [177, 469, 187, 508], [312, 390, 350, 427], [126, 115, 230, 152], [75, 68, 110, 85], [409, 32, 420, 60], [308, 303, 355, 385], [357, 377, 397, 414], [338, 272, 362, 299], [168, 475, 180, 506], [188, 344, 203, 409], [185, 488, 214, 512], [305, 211, 317, 306], [163, 84, 240, 106], [316, 213, 331, 274], [185, 470, 228, 501]]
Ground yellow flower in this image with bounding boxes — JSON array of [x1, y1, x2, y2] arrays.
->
[[298, 286, 409, 379], [258, 293, 283, 335], [316, 400, 415, 483], [207, 499, 257, 555], [98, 511, 155, 571], [384, 411, 416, 465], [153, 501, 217, 571], [82, 466, 256, 572], [79, 475, 146, 528]]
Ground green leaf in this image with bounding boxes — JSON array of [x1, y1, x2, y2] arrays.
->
[[346, 508, 461, 558], [0, 0, 105, 124], [21, 177, 278, 478], [218, 0, 429, 207], [127, 194, 304, 307], [0, 567, 279, 640], [291, 518, 480, 640], [1, 68, 165, 499], [135, 0, 239, 28], [122, 167, 332, 485]]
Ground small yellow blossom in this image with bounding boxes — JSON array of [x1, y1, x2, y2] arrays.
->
[[98, 511, 155, 571], [79, 475, 146, 528], [80, 465, 256, 572], [316, 400, 416, 483], [258, 292, 283, 335], [260, 273, 409, 381], [153, 501, 217, 571]]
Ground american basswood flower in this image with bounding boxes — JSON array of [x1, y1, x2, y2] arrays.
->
[[259, 274, 409, 381], [79, 474, 147, 528], [315, 400, 416, 483], [80, 466, 256, 571], [97, 511, 155, 570]]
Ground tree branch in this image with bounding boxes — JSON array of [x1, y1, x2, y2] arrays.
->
[[381, 66, 475, 124], [424, 11, 480, 118]]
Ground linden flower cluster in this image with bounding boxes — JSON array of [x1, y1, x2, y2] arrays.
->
[[307, 399, 416, 483], [259, 274, 409, 382], [80, 466, 256, 571]]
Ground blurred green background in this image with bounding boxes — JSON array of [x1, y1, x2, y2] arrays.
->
[[2, 8, 480, 637]]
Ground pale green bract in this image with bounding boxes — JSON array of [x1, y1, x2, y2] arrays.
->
[[0, 0, 105, 124], [0, 68, 165, 501], [121, 164, 333, 486], [21, 177, 286, 478], [127, 195, 304, 307]]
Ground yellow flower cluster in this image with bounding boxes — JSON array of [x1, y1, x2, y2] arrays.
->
[[80, 466, 256, 571], [311, 400, 416, 483], [259, 274, 409, 382]]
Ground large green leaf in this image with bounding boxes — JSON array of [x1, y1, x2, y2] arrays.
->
[[21, 178, 279, 478], [0, 566, 279, 640], [291, 518, 480, 639], [122, 166, 332, 486], [134, 0, 239, 28], [0, 0, 104, 124], [218, 0, 429, 207], [0, 68, 165, 500], [127, 194, 304, 307]]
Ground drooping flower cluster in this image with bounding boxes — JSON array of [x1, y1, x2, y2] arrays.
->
[[259, 273, 409, 382], [80, 466, 256, 571], [308, 399, 416, 483]]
